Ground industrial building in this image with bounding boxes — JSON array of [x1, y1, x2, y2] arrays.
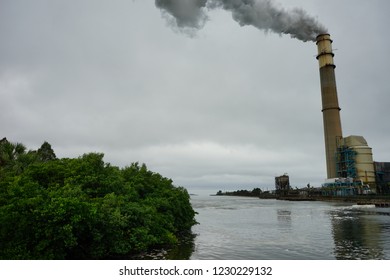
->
[[316, 34, 389, 195], [375, 162, 390, 194], [275, 174, 290, 196]]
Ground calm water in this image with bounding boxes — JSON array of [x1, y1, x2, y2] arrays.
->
[[168, 195, 390, 260]]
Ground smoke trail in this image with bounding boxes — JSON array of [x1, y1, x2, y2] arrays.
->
[[155, 0, 327, 42], [155, 0, 209, 29]]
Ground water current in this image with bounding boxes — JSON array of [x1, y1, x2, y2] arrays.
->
[[167, 194, 390, 260]]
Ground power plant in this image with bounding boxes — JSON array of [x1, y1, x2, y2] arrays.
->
[[315, 34, 389, 195]]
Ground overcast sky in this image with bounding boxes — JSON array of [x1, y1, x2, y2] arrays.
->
[[1, 0, 389, 193]]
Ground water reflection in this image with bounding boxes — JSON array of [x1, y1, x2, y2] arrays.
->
[[277, 209, 292, 222], [330, 207, 385, 259], [165, 233, 196, 260], [134, 232, 196, 260], [277, 209, 292, 232]]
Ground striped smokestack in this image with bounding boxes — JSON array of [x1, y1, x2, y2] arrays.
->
[[316, 34, 343, 179]]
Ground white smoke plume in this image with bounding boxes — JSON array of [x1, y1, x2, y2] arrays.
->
[[155, 0, 327, 42]]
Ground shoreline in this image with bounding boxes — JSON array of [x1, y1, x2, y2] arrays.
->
[[274, 195, 390, 207], [214, 192, 390, 207]]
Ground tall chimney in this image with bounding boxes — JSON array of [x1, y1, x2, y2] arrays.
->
[[316, 34, 343, 179]]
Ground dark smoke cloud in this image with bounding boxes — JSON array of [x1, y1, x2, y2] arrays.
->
[[155, 0, 208, 29], [155, 0, 327, 42]]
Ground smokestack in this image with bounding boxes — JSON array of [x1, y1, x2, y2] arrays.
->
[[316, 34, 343, 179]]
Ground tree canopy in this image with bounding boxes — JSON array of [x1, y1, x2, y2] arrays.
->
[[0, 138, 197, 259], [216, 188, 262, 197]]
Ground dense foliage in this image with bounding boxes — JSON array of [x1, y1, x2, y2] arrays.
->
[[0, 138, 197, 259], [216, 188, 262, 197]]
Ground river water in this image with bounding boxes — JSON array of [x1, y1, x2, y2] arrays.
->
[[167, 194, 390, 260]]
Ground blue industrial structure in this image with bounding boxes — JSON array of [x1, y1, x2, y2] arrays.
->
[[321, 178, 370, 196], [336, 146, 357, 179]]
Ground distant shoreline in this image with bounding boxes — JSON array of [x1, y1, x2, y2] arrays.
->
[[273, 195, 390, 207], [216, 192, 390, 205], [213, 189, 390, 207]]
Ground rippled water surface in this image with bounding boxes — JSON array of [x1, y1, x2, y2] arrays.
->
[[177, 195, 390, 260]]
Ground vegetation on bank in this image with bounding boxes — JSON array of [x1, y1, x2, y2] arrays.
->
[[0, 138, 197, 259], [216, 188, 262, 197]]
